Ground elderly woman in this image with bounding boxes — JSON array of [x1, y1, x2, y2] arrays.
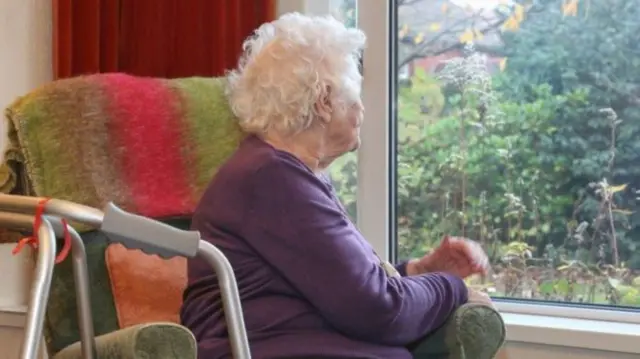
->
[[181, 13, 494, 359]]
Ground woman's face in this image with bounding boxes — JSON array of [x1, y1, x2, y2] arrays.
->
[[325, 98, 364, 156]]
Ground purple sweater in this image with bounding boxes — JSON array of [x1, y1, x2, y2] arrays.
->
[[180, 135, 468, 359]]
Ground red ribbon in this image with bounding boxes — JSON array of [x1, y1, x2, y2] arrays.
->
[[12, 198, 72, 264]]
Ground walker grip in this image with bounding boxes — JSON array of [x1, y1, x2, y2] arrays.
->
[[100, 202, 200, 258]]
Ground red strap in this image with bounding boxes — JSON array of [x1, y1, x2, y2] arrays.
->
[[12, 198, 72, 264]]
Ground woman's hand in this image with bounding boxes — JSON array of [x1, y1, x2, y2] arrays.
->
[[467, 288, 495, 309], [407, 236, 489, 278]]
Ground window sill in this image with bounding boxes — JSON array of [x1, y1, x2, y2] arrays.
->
[[503, 312, 640, 354]]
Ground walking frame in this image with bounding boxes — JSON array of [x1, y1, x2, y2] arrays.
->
[[0, 194, 252, 359]]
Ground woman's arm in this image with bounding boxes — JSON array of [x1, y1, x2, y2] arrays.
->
[[244, 155, 468, 346], [395, 260, 410, 276]]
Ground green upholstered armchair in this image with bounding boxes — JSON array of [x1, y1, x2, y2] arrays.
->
[[0, 73, 505, 359]]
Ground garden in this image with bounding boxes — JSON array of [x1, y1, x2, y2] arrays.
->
[[330, 0, 640, 307]]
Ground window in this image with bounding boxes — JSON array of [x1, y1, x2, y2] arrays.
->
[[389, 0, 640, 310], [330, 0, 356, 28], [323, 0, 640, 314]]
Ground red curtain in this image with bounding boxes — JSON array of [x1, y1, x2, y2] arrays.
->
[[53, 0, 275, 80]]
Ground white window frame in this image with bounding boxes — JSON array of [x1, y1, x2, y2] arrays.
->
[[276, 0, 640, 354]]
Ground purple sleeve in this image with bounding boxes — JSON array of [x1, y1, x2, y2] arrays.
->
[[245, 157, 468, 345]]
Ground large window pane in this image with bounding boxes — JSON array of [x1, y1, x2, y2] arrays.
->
[[328, 0, 358, 222], [394, 0, 640, 308]]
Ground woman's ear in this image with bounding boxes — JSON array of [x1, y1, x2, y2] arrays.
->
[[314, 86, 333, 125]]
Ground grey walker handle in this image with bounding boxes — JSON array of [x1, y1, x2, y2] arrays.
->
[[100, 202, 200, 258]]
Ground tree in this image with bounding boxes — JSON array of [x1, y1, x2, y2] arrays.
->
[[495, 0, 640, 268], [338, 0, 515, 65], [397, 0, 510, 67]]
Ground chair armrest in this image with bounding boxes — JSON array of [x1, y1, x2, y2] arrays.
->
[[52, 322, 197, 359], [411, 303, 506, 359]]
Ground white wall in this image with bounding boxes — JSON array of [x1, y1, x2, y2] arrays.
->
[[0, 0, 52, 144], [0, 0, 52, 309]]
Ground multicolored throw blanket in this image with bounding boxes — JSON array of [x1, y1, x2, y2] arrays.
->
[[0, 73, 245, 223]]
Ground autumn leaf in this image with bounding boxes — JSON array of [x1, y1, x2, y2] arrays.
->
[[399, 24, 409, 38], [499, 58, 508, 71], [514, 4, 525, 22], [608, 184, 627, 193], [414, 32, 424, 44], [562, 0, 579, 16], [459, 29, 475, 44], [502, 16, 521, 31], [429, 23, 441, 32]]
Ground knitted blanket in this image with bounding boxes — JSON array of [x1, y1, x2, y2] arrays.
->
[[0, 73, 245, 222]]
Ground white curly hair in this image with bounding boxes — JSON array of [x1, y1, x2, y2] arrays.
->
[[226, 12, 366, 135]]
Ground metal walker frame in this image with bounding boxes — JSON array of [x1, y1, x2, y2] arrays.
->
[[0, 194, 251, 359]]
